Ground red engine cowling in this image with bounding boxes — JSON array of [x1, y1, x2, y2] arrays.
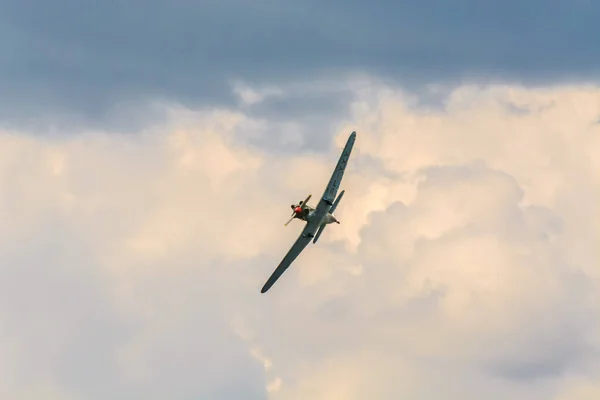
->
[[294, 206, 303, 215]]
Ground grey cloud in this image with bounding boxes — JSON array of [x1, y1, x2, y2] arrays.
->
[[481, 299, 598, 381], [1, 0, 599, 130], [234, 86, 354, 153]]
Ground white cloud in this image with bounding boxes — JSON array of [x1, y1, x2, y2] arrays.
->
[[0, 79, 598, 399], [556, 377, 600, 400], [231, 81, 284, 105]]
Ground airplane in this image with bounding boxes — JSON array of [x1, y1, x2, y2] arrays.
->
[[260, 131, 356, 293]]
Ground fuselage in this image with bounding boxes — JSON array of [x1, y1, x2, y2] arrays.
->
[[290, 203, 339, 225]]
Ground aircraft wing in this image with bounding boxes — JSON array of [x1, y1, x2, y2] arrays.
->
[[311, 131, 356, 223], [260, 222, 319, 293]]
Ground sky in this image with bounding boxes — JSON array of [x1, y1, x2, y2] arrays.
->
[[0, 1, 599, 399]]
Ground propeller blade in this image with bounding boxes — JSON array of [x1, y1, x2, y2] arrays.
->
[[301, 194, 312, 209], [284, 211, 295, 226]]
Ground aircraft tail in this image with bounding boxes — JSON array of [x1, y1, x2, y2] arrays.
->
[[329, 190, 344, 214], [312, 224, 326, 244], [313, 190, 345, 244]]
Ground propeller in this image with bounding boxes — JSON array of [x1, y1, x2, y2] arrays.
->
[[284, 193, 311, 226]]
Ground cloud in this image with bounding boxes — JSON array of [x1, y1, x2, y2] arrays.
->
[[556, 377, 600, 400], [0, 78, 598, 399], [2, 0, 600, 129], [357, 164, 593, 377]]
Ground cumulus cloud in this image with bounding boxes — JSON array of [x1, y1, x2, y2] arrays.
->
[[0, 79, 598, 399], [2, 0, 600, 129]]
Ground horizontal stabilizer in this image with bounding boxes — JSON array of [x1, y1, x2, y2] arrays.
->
[[329, 190, 344, 214], [312, 223, 326, 244], [313, 190, 345, 244]]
